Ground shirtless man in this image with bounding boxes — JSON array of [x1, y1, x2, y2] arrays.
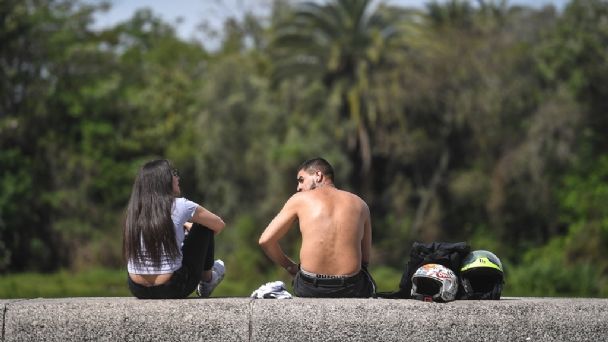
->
[[259, 158, 375, 298]]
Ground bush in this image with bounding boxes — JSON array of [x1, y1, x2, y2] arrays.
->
[[504, 237, 605, 297]]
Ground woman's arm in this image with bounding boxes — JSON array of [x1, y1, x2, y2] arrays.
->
[[191, 206, 226, 234]]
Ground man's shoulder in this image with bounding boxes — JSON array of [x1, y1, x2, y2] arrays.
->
[[291, 187, 368, 207], [336, 188, 367, 204], [285, 191, 308, 206]]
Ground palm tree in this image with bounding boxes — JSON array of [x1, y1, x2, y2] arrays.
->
[[271, 0, 398, 192]]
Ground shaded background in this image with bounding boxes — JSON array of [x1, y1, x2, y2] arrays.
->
[[1, 0, 607, 297]]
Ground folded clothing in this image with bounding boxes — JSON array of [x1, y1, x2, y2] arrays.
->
[[250, 281, 293, 299]]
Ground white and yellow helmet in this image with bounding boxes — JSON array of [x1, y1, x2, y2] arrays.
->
[[411, 263, 458, 302]]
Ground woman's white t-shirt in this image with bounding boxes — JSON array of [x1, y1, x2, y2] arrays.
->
[[127, 197, 198, 274]]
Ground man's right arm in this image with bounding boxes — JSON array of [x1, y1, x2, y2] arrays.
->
[[258, 195, 300, 275]]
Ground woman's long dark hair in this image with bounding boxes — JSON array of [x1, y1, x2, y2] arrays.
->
[[123, 159, 180, 268]]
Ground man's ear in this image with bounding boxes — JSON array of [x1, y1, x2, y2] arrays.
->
[[316, 171, 323, 183]]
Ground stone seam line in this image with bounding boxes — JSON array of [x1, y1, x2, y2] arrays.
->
[[248, 298, 254, 342], [1, 301, 5, 342], [2, 299, 27, 342]]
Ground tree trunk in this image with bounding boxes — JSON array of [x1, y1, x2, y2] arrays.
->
[[410, 149, 450, 239]]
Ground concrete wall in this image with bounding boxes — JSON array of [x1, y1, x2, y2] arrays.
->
[[2, 297, 608, 341]]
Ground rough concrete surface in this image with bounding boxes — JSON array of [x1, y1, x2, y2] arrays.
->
[[2, 297, 608, 341], [251, 297, 608, 341], [3, 297, 250, 342]]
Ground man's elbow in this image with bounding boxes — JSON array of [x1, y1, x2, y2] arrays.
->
[[258, 235, 268, 247], [258, 234, 273, 249]]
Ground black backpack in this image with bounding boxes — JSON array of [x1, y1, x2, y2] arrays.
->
[[376, 241, 470, 299]]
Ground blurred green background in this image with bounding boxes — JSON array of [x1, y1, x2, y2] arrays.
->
[[1, 0, 608, 298]]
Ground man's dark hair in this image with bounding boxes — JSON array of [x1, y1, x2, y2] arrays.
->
[[298, 157, 334, 181]]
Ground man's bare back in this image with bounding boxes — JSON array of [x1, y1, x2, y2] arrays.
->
[[259, 159, 371, 277], [297, 186, 370, 275]]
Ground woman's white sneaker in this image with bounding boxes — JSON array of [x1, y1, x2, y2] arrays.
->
[[196, 260, 225, 297]]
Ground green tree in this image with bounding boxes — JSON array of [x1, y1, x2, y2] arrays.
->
[[368, 1, 571, 264], [0, 0, 111, 271], [0, 1, 209, 271], [505, 0, 608, 296], [536, 0, 608, 153], [271, 0, 398, 195]]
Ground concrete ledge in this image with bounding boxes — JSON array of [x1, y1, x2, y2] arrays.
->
[[2, 297, 608, 341]]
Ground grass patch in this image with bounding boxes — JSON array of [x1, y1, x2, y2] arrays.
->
[[0, 268, 130, 298], [0, 266, 405, 299], [370, 266, 402, 293]]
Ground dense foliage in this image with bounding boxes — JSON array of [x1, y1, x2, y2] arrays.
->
[[1, 0, 607, 297]]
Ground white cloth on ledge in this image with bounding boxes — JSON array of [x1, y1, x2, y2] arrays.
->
[[250, 281, 293, 299]]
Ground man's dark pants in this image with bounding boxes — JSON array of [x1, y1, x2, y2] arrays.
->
[[293, 269, 375, 298]]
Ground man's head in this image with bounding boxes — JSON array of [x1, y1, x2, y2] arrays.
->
[[296, 157, 335, 192]]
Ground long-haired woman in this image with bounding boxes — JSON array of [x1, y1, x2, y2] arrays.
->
[[123, 159, 226, 299]]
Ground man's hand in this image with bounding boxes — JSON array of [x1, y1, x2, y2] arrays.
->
[[285, 264, 299, 276]]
